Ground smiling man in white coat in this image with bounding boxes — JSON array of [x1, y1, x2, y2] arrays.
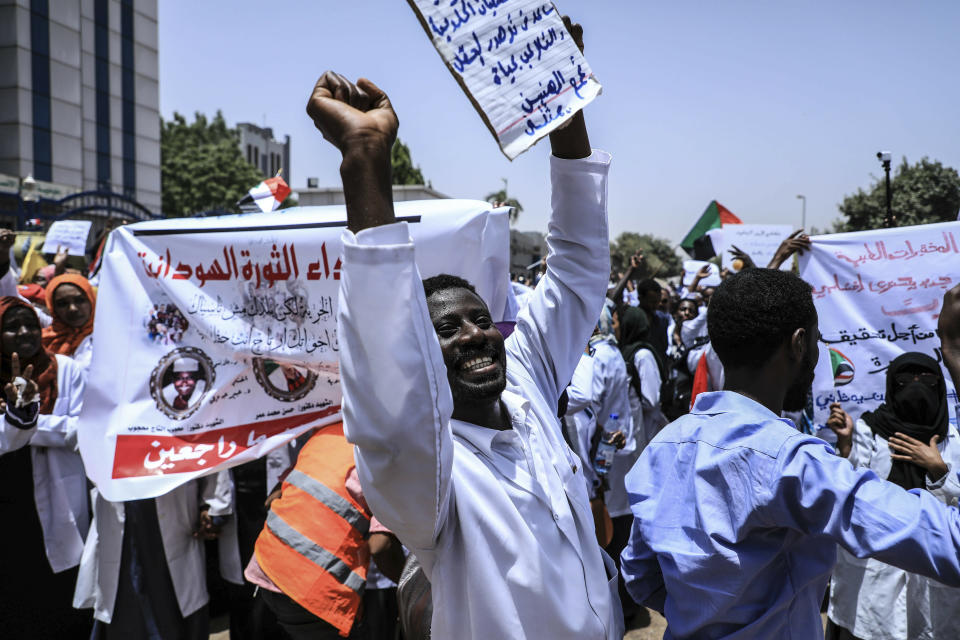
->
[[307, 21, 623, 640]]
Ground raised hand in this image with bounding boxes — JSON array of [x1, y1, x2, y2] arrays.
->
[[889, 432, 948, 481], [53, 245, 70, 275], [768, 230, 812, 269], [3, 352, 38, 408], [307, 72, 399, 232], [728, 245, 756, 271], [826, 402, 853, 458], [306, 72, 398, 158]]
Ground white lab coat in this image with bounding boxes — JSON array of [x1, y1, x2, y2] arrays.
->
[[828, 419, 960, 639], [339, 150, 624, 639], [566, 339, 633, 508], [74, 471, 234, 622], [0, 354, 88, 572]]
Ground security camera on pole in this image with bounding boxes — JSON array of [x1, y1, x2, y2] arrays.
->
[[876, 151, 894, 228]]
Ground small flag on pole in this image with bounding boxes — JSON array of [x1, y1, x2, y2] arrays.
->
[[238, 172, 291, 213]]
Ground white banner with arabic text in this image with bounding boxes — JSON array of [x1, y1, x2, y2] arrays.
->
[[79, 202, 510, 501], [799, 221, 959, 428]]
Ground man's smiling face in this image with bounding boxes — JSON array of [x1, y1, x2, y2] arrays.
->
[[427, 287, 507, 405]]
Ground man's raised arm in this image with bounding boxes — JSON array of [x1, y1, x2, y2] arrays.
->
[[310, 73, 454, 552], [306, 71, 398, 233], [506, 19, 612, 404]]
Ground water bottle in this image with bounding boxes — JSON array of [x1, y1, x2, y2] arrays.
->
[[592, 413, 621, 475]]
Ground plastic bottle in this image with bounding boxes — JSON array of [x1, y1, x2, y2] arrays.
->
[[592, 413, 621, 475]]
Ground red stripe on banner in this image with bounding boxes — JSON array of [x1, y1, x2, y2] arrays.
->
[[111, 406, 341, 479]]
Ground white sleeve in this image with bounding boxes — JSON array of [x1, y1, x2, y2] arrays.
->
[[636, 350, 662, 409], [0, 415, 36, 453], [29, 356, 85, 450], [199, 470, 234, 516], [847, 418, 877, 467], [505, 151, 611, 409], [0, 266, 18, 297], [596, 347, 634, 451], [926, 427, 960, 504], [338, 222, 454, 552]]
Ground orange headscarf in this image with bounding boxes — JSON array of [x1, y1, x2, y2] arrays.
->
[[42, 274, 97, 357], [0, 297, 58, 414]]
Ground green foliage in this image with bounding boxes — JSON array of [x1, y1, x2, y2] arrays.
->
[[610, 231, 682, 278], [485, 179, 523, 224], [834, 157, 960, 232], [160, 112, 266, 217], [391, 138, 425, 186]]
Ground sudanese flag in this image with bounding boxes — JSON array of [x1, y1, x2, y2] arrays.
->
[[238, 175, 291, 213], [680, 200, 742, 260]]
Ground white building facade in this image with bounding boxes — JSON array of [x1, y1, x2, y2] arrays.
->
[[0, 0, 161, 213], [238, 122, 290, 186]]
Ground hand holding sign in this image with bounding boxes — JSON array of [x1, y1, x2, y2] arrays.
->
[[768, 230, 811, 269]]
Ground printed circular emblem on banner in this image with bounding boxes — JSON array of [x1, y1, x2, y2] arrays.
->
[[149, 347, 215, 420], [252, 358, 318, 402]]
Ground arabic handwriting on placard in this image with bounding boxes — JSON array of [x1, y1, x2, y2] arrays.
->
[[815, 390, 885, 410], [811, 273, 952, 299], [820, 322, 938, 347], [832, 232, 960, 268]]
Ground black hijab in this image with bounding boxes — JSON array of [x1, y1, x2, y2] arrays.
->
[[861, 352, 948, 490]]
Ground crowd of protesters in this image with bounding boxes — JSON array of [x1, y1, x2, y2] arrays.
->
[[3, 20, 960, 640]]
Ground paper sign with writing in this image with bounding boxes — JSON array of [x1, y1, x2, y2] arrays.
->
[[799, 221, 959, 429], [79, 201, 510, 501], [682, 260, 721, 288], [41, 220, 93, 256], [716, 224, 793, 272], [407, 0, 602, 160]]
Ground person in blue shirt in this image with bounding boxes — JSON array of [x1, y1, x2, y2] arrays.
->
[[621, 268, 960, 640]]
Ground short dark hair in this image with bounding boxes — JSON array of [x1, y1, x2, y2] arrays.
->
[[707, 268, 816, 369], [636, 279, 662, 297], [422, 273, 478, 299]]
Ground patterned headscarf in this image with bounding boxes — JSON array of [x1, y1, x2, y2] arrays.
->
[[42, 274, 96, 357], [0, 296, 58, 414]]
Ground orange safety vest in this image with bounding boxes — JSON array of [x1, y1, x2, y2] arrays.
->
[[254, 422, 370, 637]]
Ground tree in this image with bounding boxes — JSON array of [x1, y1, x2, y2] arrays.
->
[[485, 178, 524, 224], [161, 111, 267, 217], [391, 138, 426, 186], [834, 157, 960, 232], [610, 231, 682, 278]]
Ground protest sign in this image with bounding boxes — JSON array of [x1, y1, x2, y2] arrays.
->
[[79, 201, 510, 501], [715, 224, 793, 271], [799, 221, 959, 428], [407, 0, 602, 160], [41, 219, 92, 256], [682, 260, 721, 288]]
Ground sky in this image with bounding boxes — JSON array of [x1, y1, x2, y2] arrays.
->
[[157, 1, 960, 245]]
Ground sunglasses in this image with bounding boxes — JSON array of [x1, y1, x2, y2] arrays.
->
[[893, 371, 939, 388]]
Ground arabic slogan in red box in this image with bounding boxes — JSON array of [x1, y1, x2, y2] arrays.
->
[[112, 406, 340, 478]]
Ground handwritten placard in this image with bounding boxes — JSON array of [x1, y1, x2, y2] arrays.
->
[[79, 201, 511, 501], [407, 0, 602, 160], [41, 219, 92, 256], [682, 260, 721, 288], [799, 221, 959, 428], [716, 224, 793, 272]]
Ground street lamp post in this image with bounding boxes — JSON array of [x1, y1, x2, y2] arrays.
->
[[796, 194, 806, 230], [19, 174, 39, 231], [877, 151, 894, 227]]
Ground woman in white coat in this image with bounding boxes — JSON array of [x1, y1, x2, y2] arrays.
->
[[826, 352, 960, 640], [75, 470, 234, 640], [0, 296, 90, 638]]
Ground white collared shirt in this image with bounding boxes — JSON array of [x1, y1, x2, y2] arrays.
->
[[339, 150, 623, 639]]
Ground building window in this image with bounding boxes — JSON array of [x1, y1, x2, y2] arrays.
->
[[30, 0, 52, 181], [246, 144, 252, 163], [94, 0, 110, 188], [120, 0, 136, 196]]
